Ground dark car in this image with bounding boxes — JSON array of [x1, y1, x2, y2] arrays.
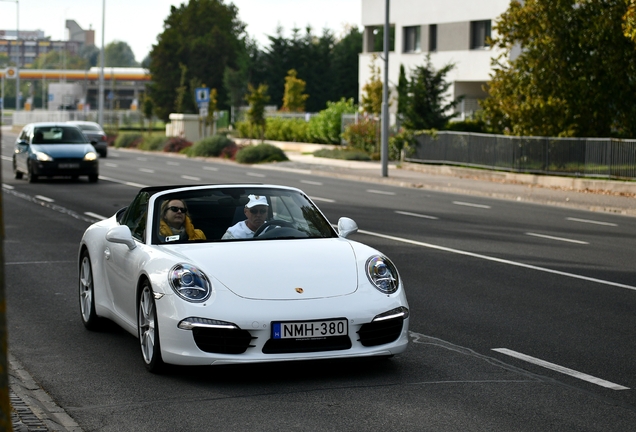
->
[[67, 121, 108, 157], [13, 123, 99, 183]]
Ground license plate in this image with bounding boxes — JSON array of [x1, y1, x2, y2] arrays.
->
[[272, 319, 348, 340], [58, 163, 80, 169]]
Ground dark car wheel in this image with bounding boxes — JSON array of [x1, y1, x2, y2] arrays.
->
[[13, 160, 23, 179], [79, 250, 102, 330], [26, 162, 38, 183], [138, 281, 165, 373]]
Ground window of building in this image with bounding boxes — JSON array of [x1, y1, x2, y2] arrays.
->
[[403, 26, 421, 53], [470, 20, 491, 49], [365, 25, 395, 53], [429, 24, 437, 52]]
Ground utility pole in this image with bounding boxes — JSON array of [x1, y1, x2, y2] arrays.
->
[[98, 0, 106, 126], [380, 0, 390, 177]]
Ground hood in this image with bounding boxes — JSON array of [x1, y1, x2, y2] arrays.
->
[[164, 239, 359, 300], [32, 143, 95, 159]]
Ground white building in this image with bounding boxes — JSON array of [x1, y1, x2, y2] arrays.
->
[[359, 0, 512, 119]]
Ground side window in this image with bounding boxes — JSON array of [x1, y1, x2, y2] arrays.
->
[[120, 192, 150, 242]]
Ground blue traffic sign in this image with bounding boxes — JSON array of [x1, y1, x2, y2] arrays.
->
[[195, 87, 210, 105]]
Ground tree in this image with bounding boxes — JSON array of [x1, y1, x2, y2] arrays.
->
[[223, 66, 247, 123], [396, 64, 408, 119], [142, 93, 155, 133], [360, 55, 383, 115], [281, 69, 309, 112], [148, 0, 246, 121], [245, 83, 270, 141], [104, 41, 138, 67], [31, 50, 87, 70], [401, 55, 459, 130], [174, 63, 189, 113], [330, 26, 363, 104], [482, 0, 636, 137], [80, 45, 100, 68], [0, 53, 10, 68]]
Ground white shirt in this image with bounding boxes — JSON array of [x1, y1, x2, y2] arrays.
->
[[222, 220, 255, 239]]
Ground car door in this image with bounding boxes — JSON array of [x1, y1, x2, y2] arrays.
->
[[14, 126, 31, 172], [104, 192, 150, 329]]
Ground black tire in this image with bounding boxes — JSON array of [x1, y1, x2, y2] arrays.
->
[[13, 160, 23, 179], [79, 250, 102, 330], [88, 174, 99, 183], [26, 162, 38, 183], [138, 281, 165, 373]]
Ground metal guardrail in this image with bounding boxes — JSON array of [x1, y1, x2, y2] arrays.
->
[[407, 131, 636, 180]]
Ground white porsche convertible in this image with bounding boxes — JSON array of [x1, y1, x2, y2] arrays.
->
[[78, 184, 409, 372]]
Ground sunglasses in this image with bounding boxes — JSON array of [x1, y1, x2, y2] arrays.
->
[[168, 206, 187, 214], [249, 208, 268, 215]]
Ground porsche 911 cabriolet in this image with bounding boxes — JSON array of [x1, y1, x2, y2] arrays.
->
[[78, 184, 409, 372]]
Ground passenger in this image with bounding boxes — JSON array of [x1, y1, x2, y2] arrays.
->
[[159, 199, 206, 242], [222, 194, 269, 239]]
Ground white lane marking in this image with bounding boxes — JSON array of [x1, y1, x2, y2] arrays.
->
[[2, 184, 15, 190], [395, 210, 438, 220], [301, 180, 323, 186], [492, 348, 629, 390], [139, 168, 155, 173], [357, 229, 636, 292], [181, 175, 201, 181], [1, 155, 12, 161], [453, 201, 491, 209], [202, 166, 218, 171], [98, 176, 148, 188], [136, 157, 148, 161], [167, 161, 180, 166], [34, 195, 54, 203], [567, 217, 618, 227], [309, 196, 336, 203], [104, 162, 118, 167], [84, 212, 107, 220], [526, 232, 589, 245], [367, 189, 396, 196], [247, 172, 266, 178]]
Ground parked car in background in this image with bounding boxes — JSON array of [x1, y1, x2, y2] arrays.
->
[[67, 121, 108, 157], [13, 122, 99, 183], [78, 184, 410, 372]]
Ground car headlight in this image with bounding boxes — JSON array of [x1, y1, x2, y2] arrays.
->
[[84, 151, 97, 161], [168, 264, 211, 302], [366, 255, 399, 294], [35, 151, 53, 162]]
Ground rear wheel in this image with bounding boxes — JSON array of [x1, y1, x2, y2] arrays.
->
[[79, 250, 101, 330], [13, 160, 23, 179], [138, 281, 165, 373]]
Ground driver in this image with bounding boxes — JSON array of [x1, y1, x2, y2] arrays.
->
[[222, 194, 269, 239]]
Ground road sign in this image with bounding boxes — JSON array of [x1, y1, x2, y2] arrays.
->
[[5, 67, 17, 79], [199, 107, 208, 118], [195, 87, 210, 106]]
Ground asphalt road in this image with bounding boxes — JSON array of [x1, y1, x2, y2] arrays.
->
[[2, 131, 636, 431]]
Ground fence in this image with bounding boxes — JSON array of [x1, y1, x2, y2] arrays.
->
[[408, 131, 636, 180]]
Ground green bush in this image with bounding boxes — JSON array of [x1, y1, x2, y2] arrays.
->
[[189, 135, 236, 157], [265, 117, 309, 142], [138, 135, 168, 151], [308, 98, 357, 144], [313, 148, 371, 161], [235, 143, 289, 164], [163, 137, 192, 153], [444, 118, 487, 133], [342, 119, 379, 154], [114, 132, 143, 148]]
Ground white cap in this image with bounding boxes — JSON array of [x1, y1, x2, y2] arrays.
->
[[245, 194, 269, 208]]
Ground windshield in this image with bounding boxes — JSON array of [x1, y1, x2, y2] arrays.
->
[[33, 126, 87, 144], [150, 187, 337, 244]]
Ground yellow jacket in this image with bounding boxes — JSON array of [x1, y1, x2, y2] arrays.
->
[[159, 216, 206, 240]]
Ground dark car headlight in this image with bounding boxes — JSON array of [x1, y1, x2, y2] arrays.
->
[[84, 151, 97, 161], [168, 264, 211, 302], [35, 151, 53, 162], [366, 255, 399, 294]]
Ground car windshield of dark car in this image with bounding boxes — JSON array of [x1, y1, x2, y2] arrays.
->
[[151, 187, 338, 244], [33, 127, 87, 144]]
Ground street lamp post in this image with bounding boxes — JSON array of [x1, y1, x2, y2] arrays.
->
[[380, 0, 390, 177], [1, 0, 20, 111], [98, 0, 105, 126]]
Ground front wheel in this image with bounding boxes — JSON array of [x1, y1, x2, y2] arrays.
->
[[13, 159, 23, 179], [79, 250, 101, 330], [138, 281, 165, 373], [26, 162, 38, 183], [88, 174, 98, 183]]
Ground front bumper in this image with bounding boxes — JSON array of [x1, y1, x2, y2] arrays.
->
[[32, 159, 98, 177]]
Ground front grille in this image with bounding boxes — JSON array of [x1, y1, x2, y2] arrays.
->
[[262, 336, 352, 354], [357, 317, 404, 347], [192, 327, 255, 354]]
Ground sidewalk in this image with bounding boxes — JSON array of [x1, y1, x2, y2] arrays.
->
[[262, 152, 636, 217]]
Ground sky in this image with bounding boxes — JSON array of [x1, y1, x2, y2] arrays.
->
[[0, 0, 362, 63]]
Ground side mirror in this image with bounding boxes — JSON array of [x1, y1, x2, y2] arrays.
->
[[106, 225, 137, 250], [337, 217, 358, 238]]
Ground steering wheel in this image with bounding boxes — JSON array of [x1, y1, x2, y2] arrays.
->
[[254, 219, 295, 237]]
